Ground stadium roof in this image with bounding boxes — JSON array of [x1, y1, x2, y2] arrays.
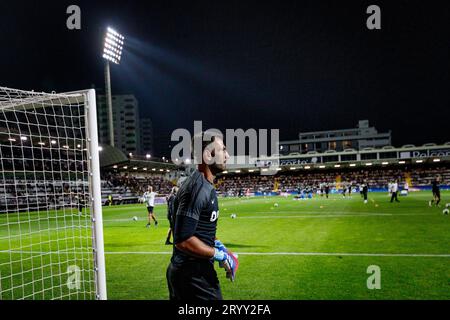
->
[[100, 148, 180, 172], [99, 144, 128, 168], [219, 143, 450, 175]]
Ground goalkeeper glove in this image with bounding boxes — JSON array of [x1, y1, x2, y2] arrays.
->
[[212, 248, 239, 282], [213, 247, 228, 262], [214, 240, 228, 269], [223, 251, 239, 282], [214, 239, 227, 251]]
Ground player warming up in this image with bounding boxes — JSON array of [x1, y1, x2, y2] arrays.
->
[[429, 176, 441, 207], [390, 179, 400, 203], [324, 182, 330, 199], [166, 132, 238, 301], [361, 181, 368, 204], [143, 186, 158, 228]]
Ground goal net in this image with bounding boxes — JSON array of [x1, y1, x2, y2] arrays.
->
[[0, 87, 106, 300]]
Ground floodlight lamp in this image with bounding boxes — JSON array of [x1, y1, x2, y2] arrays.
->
[[103, 27, 125, 64]]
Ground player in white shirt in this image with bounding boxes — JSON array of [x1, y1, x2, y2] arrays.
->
[[390, 180, 400, 203], [143, 186, 158, 228]]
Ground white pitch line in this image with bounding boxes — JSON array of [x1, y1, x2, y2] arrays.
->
[[102, 216, 389, 222], [234, 214, 394, 219], [103, 218, 143, 222], [102, 212, 434, 222], [245, 211, 433, 215], [2, 250, 449, 258], [103, 251, 450, 258], [234, 213, 437, 218]]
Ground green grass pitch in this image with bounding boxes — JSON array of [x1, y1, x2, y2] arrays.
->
[[1, 191, 449, 299]]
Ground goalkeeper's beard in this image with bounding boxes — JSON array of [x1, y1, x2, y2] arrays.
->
[[208, 161, 226, 175]]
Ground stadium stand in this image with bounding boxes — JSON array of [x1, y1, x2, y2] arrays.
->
[[0, 173, 176, 213], [101, 173, 174, 205], [216, 165, 450, 195], [0, 179, 88, 213], [1, 139, 449, 210]]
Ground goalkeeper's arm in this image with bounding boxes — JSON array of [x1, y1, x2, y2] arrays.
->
[[175, 233, 229, 262], [176, 236, 237, 280], [175, 236, 215, 259], [175, 236, 230, 262]]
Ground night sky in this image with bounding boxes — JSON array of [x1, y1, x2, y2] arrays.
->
[[1, 1, 449, 157]]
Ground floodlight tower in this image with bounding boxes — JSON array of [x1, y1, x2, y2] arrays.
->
[[102, 27, 125, 147]]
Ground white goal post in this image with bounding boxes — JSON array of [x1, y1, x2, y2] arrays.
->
[[0, 86, 106, 300]]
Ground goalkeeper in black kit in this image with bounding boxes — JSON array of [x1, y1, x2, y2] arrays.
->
[[165, 186, 178, 245], [166, 132, 238, 300], [429, 176, 442, 207]]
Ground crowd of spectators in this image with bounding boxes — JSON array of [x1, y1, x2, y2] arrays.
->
[[102, 173, 174, 195], [217, 166, 450, 195], [0, 179, 88, 213], [1, 166, 448, 213], [0, 173, 175, 213]]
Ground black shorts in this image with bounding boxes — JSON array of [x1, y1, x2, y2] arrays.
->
[[433, 190, 441, 198], [166, 261, 222, 301], [147, 206, 154, 214]]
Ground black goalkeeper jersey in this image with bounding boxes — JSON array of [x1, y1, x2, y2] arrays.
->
[[432, 180, 440, 192], [171, 170, 219, 266]]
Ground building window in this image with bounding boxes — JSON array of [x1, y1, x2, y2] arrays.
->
[[290, 144, 299, 151], [361, 153, 377, 160], [328, 141, 336, 150], [342, 140, 352, 149]]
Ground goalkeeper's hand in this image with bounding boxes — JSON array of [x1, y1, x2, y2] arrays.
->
[[213, 240, 228, 269], [213, 248, 239, 282], [223, 251, 239, 282], [214, 239, 227, 251]]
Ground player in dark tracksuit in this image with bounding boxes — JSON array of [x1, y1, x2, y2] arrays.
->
[[324, 183, 330, 199], [76, 194, 85, 215], [361, 182, 368, 204], [165, 187, 178, 245], [166, 133, 233, 301], [429, 176, 441, 207]]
